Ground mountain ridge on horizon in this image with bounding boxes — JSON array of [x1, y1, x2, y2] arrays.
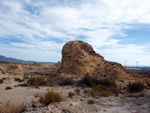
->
[[0, 55, 55, 64]]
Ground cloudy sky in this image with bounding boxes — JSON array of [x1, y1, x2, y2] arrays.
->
[[0, 0, 150, 66]]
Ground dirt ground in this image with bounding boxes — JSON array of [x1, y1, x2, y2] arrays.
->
[[0, 72, 150, 113]]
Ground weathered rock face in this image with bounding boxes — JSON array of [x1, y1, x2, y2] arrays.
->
[[59, 40, 135, 81]]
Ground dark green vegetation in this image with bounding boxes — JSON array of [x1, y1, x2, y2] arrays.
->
[[82, 75, 116, 87], [39, 91, 63, 105], [127, 82, 145, 92], [81, 75, 118, 97]]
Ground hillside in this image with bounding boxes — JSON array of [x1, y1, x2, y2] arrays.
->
[[0, 55, 55, 64]]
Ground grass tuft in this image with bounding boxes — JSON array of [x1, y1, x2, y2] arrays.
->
[[0, 102, 26, 113], [39, 91, 63, 105]]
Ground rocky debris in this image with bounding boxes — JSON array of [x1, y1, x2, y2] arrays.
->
[[59, 40, 135, 82]]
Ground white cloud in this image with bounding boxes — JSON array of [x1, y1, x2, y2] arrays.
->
[[0, 0, 150, 63]]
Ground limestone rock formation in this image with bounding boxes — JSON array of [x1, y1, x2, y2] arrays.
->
[[59, 40, 135, 81]]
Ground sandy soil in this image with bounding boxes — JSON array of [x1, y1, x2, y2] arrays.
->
[[0, 72, 150, 113]]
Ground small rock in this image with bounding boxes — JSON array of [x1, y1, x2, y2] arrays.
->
[[32, 101, 43, 108], [103, 109, 106, 112], [62, 109, 71, 113]]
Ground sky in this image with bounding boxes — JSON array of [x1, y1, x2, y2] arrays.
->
[[0, 0, 150, 66]]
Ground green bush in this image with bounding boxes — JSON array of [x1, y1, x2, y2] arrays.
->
[[68, 92, 75, 97], [82, 75, 92, 86], [39, 91, 63, 105], [127, 82, 145, 92], [5, 86, 12, 90], [88, 99, 95, 104]]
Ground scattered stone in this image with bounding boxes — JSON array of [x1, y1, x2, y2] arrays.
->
[[62, 109, 72, 113]]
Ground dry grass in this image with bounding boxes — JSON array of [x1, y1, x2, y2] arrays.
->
[[39, 91, 63, 105], [0, 102, 26, 113], [68, 92, 75, 97]]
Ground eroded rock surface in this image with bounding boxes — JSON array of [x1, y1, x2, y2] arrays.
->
[[59, 40, 135, 81]]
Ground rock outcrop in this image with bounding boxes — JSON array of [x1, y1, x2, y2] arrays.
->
[[59, 40, 135, 81]]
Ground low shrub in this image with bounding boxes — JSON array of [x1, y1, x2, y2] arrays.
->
[[90, 85, 106, 97], [91, 85, 112, 97], [60, 78, 74, 86], [0, 79, 4, 84], [82, 75, 92, 86], [112, 87, 119, 96], [81, 84, 86, 89], [39, 91, 63, 105], [88, 99, 95, 104], [127, 82, 145, 92], [0, 102, 26, 113], [14, 78, 24, 82], [82, 75, 117, 87], [74, 88, 80, 94], [68, 92, 75, 97], [5, 86, 12, 90], [48, 75, 63, 86], [90, 89, 100, 97], [27, 76, 47, 87], [100, 90, 112, 97]]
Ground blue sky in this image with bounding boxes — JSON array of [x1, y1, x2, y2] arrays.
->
[[0, 0, 150, 66]]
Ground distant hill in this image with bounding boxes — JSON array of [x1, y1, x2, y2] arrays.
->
[[0, 55, 55, 64]]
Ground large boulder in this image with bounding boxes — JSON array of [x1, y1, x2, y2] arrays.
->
[[59, 40, 135, 81]]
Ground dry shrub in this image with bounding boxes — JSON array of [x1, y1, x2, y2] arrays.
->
[[27, 75, 62, 87], [60, 77, 74, 86], [0, 79, 4, 84], [99, 90, 112, 97], [39, 91, 63, 105], [27, 76, 46, 86], [5, 86, 12, 90], [81, 84, 86, 89], [91, 88, 100, 97], [88, 99, 95, 104], [68, 92, 75, 97], [112, 87, 119, 96], [0, 102, 26, 113], [14, 77, 24, 82], [91, 85, 112, 97], [74, 88, 80, 95]]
